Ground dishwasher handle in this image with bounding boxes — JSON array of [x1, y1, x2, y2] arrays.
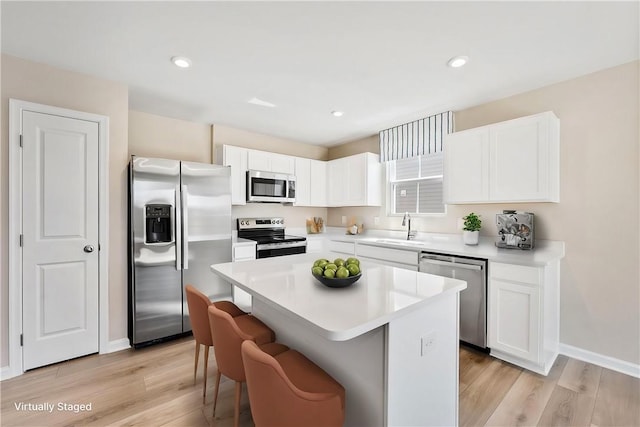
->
[[419, 257, 484, 271]]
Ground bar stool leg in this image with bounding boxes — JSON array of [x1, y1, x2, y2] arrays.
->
[[193, 341, 200, 384], [234, 381, 242, 427], [202, 346, 209, 403], [212, 371, 221, 417]]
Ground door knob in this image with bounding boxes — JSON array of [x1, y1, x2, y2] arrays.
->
[[84, 245, 94, 253]]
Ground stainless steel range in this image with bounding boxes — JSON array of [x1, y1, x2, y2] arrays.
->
[[237, 217, 306, 258]]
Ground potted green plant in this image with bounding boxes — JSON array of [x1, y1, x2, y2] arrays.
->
[[462, 212, 482, 245]]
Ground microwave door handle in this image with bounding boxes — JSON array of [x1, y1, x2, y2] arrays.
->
[[182, 185, 189, 270], [174, 185, 182, 271]]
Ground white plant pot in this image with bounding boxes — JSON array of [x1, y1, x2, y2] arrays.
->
[[463, 230, 479, 245]]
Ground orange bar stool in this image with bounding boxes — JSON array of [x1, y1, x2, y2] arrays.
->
[[185, 284, 247, 403], [241, 340, 346, 427], [207, 304, 289, 427]]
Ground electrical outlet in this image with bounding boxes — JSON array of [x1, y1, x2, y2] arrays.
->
[[341, 216, 347, 225], [421, 332, 436, 356], [374, 216, 380, 225]]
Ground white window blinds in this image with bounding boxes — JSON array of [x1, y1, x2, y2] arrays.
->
[[379, 111, 453, 162], [389, 152, 445, 214]]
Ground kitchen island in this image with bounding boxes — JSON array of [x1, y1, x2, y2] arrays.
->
[[211, 252, 467, 427]]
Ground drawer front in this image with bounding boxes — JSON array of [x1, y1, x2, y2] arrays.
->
[[306, 239, 324, 253], [328, 240, 355, 255], [490, 262, 540, 285], [233, 245, 256, 261], [356, 244, 419, 266]]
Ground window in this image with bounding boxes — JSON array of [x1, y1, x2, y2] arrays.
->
[[388, 152, 445, 214]]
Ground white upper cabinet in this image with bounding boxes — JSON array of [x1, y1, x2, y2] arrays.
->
[[247, 149, 295, 175], [310, 159, 327, 206], [293, 157, 311, 206], [295, 158, 327, 207], [327, 152, 382, 207], [218, 145, 378, 208], [217, 144, 248, 205], [444, 111, 559, 204], [490, 113, 558, 202], [444, 127, 490, 203]]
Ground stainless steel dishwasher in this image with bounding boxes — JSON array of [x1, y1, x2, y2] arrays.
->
[[419, 252, 488, 350]]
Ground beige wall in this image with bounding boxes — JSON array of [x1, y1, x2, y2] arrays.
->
[[327, 135, 379, 160], [213, 124, 329, 229], [0, 54, 130, 367], [328, 61, 640, 365], [128, 110, 213, 163]]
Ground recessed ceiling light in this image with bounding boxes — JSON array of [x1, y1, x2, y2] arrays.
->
[[331, 110, 344, 117], [248, 97, 276, 108], [447, 56, 469, 68], [171, 56, 192, 68]]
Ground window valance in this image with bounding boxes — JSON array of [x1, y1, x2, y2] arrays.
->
[[379, 111, 453, 162]]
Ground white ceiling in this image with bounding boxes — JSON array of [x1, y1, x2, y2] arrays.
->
[[2, 1, 638, 147]]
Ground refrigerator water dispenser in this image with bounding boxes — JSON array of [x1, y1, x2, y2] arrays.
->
[[145, 204, 172, 243]]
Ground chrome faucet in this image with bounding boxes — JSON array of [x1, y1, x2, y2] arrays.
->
[[402, 212, 417, 240]]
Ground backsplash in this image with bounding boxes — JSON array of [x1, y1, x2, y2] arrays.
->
[[232, 204, 328, 230], [327, 205, 553, 240]]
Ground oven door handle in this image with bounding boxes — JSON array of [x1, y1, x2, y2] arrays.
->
[[257, 241, 307, 250]]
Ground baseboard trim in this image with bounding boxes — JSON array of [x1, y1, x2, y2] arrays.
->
[[559, 343, 640, 378], [105, 338, 131, 354], [1, 365, 20, 381]]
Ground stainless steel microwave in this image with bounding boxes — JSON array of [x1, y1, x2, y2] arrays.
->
[[247, 170, 296, 203]]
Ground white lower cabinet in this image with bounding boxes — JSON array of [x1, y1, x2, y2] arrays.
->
[[489, 278, 540, 361], [488, 261, 559, 375], [328, 240, 356, 256], [306, 238, 325, 253], [355, 243, 419, 271]]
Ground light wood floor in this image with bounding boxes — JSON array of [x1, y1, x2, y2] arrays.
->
[[1, 337, 638, 426]]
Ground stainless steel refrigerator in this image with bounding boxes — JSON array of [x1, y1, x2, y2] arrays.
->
[[128, 156, 232, 346]]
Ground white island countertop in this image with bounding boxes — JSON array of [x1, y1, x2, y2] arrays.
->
[[211, 252, 467, 341]]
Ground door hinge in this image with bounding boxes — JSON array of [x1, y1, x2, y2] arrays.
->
[[19, 234, 23, 247], [98, 243, 101, 251], [20, 334, 23, 346], [19, 134, 23, 148]]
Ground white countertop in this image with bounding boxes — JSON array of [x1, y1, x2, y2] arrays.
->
[[232, 236, 257, 247], [320, 229, 564, 266], [211, 252, 466, 341]]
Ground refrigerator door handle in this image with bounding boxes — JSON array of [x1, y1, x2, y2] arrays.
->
[[182, 185, 189, 270], [175, 185, 182, 271]]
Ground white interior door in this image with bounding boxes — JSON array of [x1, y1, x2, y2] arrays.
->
[[21, 110, 100, 370]]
